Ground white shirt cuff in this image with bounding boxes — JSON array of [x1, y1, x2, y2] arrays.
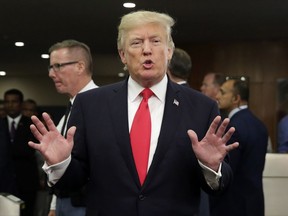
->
[[42, 156, 71, 186], [198, 160, 222, 190], [50, 194, 57, 210]]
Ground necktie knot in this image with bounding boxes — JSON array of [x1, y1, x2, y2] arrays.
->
[[141, 88, 153, 101]]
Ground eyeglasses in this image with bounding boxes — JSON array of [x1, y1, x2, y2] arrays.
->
[[48, 61, 78, 72]]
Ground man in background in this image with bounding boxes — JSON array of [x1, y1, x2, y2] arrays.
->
[[210, 79, 268, 216], [277, 113, 288, 152], [200, 72, 226, 101], [3, 88, 39, 216], [201, 72, 227, 118], [167, 47, 192, 87], [21, 98, 52, 216], [0, 112, 18, 196], [0, 99, 6, 117], [22, 98, 39, 118], [47, 39, 98, 216]]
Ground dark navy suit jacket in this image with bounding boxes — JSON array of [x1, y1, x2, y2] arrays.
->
[[1, 115, 39, 216], [0, 117, 18, 195], [56, 78, 234, 216], [3, 116, 39, 194], [210, 108, 268, 216]]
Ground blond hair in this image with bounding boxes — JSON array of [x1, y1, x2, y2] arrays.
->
[[117, 10, 175, 51]]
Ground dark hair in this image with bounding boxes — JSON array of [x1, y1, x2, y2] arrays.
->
[[168, 48, 192, 80], [233, 80, 249, 101], [4, 89, 24, 103], [49, 39, 93, 74], [213, 73, 227, 86], [24, 98, 37, 106]]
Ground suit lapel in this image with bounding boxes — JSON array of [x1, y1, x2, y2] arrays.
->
[[145, 82, 182, 185], [108, 81, 140, 186], [3, 117, 11, 142]]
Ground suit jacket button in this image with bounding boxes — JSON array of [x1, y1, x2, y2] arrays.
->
[[138, 194, 146, 200]]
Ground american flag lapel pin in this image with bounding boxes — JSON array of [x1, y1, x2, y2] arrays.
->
[[173, 99, 179, 106]]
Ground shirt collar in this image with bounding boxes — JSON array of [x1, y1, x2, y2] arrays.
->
[[177, 80, 187, 85], [7, 114, 22, 125], [128, 75, 167, 103], [228, 105, 248, 118], [71, 80, 98, 104]]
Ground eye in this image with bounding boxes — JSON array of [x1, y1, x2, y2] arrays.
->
[[130, 39, 142, 47], [54, 63, 61, 70], [152, 38, 161, 44]]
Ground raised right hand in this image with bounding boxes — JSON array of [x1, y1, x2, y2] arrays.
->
[[28, 112, 76, 165]]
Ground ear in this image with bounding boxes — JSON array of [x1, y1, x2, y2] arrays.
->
[[76, 61, 85, 74], [233, 94, 241, 104], [118, 50, 127, 64], [167, 47, 173, 61]]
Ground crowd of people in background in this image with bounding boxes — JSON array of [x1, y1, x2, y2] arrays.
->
[[0, 9, 287, 216], [0, 89, 42, 216]]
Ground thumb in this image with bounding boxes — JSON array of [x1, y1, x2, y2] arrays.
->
[[66, 126, 76, 145], [187, 129, 198, 146]]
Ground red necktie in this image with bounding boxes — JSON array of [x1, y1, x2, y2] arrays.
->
[[130, 88, 153, 185]]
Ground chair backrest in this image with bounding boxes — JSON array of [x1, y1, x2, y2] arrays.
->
[[0, 193, 24, 216], [263, 153, 288, 216]]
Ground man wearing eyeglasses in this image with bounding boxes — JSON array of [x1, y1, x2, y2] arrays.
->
[[47, 39, 98, 216]]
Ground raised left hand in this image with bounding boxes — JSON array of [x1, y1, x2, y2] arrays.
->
[[188, 116, 239, 171]]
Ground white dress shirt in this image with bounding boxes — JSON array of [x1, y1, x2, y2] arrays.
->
[[56, 80, 98, 133]]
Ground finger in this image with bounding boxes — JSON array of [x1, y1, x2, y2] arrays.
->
[[31, 115, 48, 135], [215, 118, 230, 137], [28, 141, 42, 151], [206, 116, 221, 135], [221, 126, 235, 144], [30, 124, 43, 142], [42, 112, 58, 131], [187, 129, 198, 146], [226, 142, 239, 152]]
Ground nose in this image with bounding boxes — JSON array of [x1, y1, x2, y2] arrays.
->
[[142, 41, 152, 55], [200, 85, 204, 92], [216, 91, 221, 100], [48, 69, 55, 78]]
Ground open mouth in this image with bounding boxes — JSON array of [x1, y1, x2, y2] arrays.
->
[[143, 60, 153, 69]]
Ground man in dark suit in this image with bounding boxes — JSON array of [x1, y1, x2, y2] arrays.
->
[[29, 10, 239, 216], [0, 117, 18, 195], [3, 88, 39, 216], [210, 79, 268, 216], [167, 47, 192, 87]]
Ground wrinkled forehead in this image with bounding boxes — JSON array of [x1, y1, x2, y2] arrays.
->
[[126, 23, 167, 39]]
